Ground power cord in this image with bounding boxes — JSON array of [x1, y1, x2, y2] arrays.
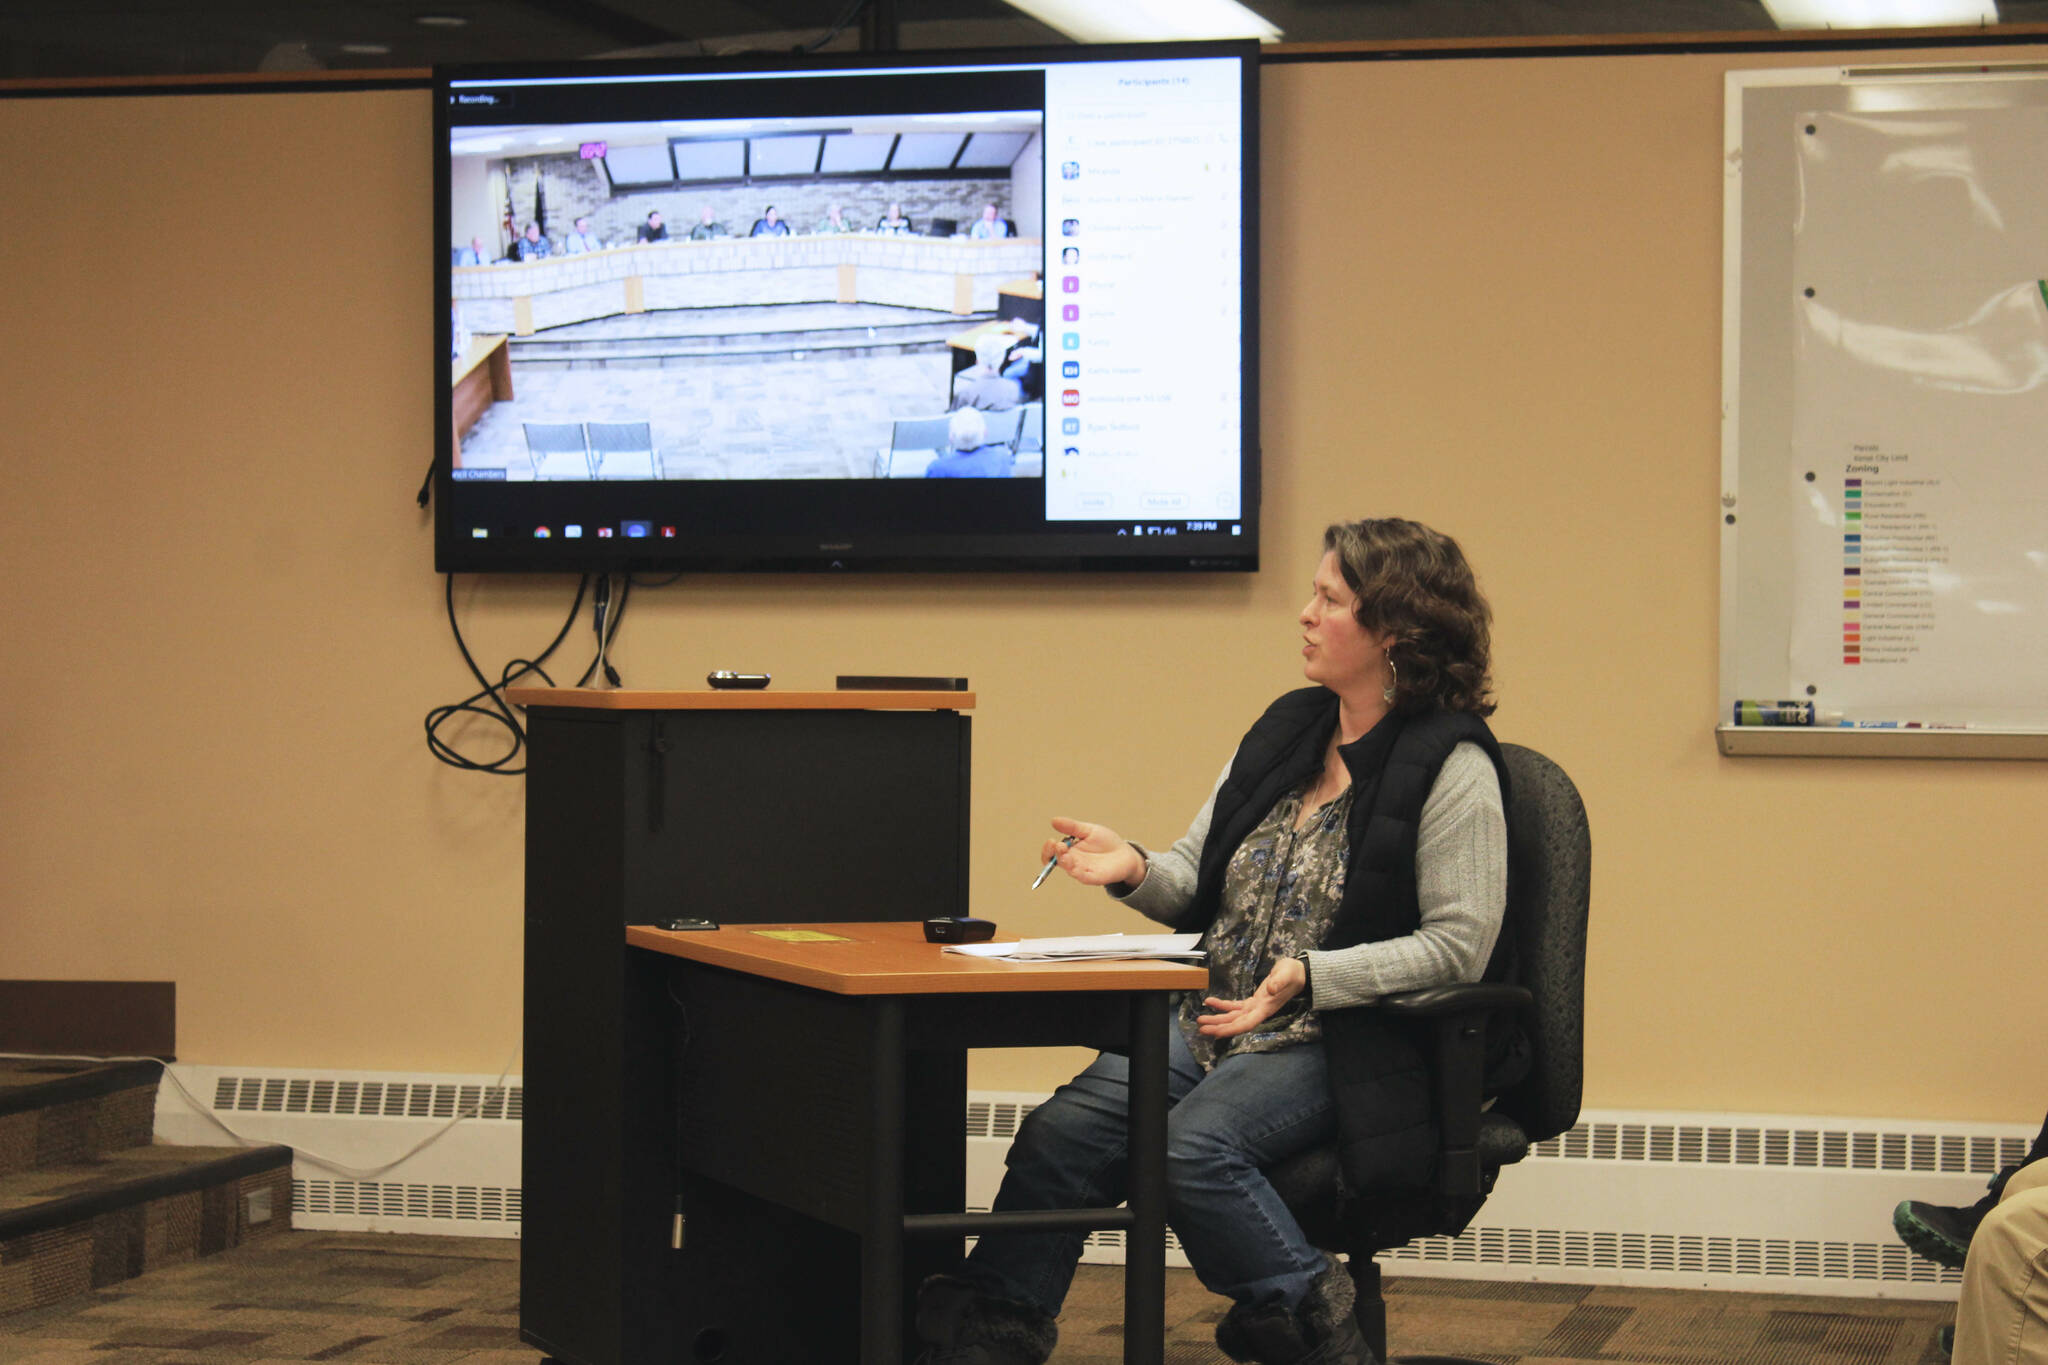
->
[[426, 573, 588, 774], [664, 973, 693, 1250], [576, 573, 628, 689], [1, 1047, 520, 1183]]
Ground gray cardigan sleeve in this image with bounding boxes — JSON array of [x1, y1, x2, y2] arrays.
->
[[1108, 743, 1507, 1009]]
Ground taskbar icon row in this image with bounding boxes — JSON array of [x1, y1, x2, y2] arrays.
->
[[472, 520, 1243, 542], [473, 521, 671, 540]]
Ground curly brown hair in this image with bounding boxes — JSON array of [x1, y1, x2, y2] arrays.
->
[[1322, 518, 1496, 717]]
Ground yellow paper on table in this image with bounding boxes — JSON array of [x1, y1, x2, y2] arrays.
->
[[751, 928, 851, 943]]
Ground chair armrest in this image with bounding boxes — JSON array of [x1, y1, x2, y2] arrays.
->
[[1374, 983, 1531, 1017], [1372, 983, 1532, 1196]]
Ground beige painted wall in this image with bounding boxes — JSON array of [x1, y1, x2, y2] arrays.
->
[[1, 50, 2042, 1124]]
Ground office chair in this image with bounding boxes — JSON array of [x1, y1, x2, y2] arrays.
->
[[586, 420, 658, 479], [523, 422, 594, 480], [1266, 742, 1590, 1364], [928, 216, 959, 237]]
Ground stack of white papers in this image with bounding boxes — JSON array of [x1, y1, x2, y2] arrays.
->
[[943, 932, 1204, 962]]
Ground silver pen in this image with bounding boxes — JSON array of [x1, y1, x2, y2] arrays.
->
[[1032, 834, 1079, 890]]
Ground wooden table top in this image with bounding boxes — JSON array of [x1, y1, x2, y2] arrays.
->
[[506, 688, 974, 711], [626, 920, 1208, 996]]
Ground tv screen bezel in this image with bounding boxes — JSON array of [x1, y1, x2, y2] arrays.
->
[[432, 39, 1260, 574]]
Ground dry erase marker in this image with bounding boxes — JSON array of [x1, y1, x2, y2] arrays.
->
[[1734, 699, 1843, 726], [1032, 835, 1079, 890]]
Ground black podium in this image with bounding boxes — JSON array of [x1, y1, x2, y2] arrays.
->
[[509, 690, 974, 1365]]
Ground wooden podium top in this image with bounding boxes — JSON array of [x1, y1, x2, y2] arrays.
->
[[627, 920, 1207, 996], [505, 688, 974, 711]]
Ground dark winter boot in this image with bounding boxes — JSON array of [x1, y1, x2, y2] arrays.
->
[[1215, 1255, 1375, 1365], [1894, 1163, 2020, 1269], [913, 1273, 1058, 1365]]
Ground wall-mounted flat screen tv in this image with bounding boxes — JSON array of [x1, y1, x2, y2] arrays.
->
[[435, 41, 1258, 572]]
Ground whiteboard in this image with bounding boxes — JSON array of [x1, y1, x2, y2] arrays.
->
[[1721, 62, 2048, 757]]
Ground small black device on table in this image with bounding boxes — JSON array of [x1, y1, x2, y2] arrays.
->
[[922, 916, 996, 944]]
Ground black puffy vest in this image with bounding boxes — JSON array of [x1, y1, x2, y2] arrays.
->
[[1177, 688, 1519, 1191]]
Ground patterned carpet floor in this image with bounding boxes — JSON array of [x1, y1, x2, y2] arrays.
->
[[0, 1230, 1957, 1364]]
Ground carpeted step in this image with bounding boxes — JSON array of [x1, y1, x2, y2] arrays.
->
[[0, 1141, 293, 1316], [0, 1059, 163, 1176]]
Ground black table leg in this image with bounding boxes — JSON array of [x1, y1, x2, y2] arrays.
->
[[862, 998, 907, 1365], [1124, 992, 1168, 1365]]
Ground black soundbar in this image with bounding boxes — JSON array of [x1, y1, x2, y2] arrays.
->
[[836, 676, 969, 691]]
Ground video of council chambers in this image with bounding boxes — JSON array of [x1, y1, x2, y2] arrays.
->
[[448, 109, 1050, 482]]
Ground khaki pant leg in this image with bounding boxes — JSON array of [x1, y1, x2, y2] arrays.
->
[[1954, 1160, 2048, 1365]]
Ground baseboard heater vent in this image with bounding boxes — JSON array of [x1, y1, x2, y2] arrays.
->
[[158, 1065, 525, 1239], [1382, 1226, 1962, 1287], [211, 1076, 521, 1122], [964, 1095, 2027, 1299], [295, 1179, 522, 1226], [1533, 1121, 2027, 1175], [167, 1070, 2023, 1296]]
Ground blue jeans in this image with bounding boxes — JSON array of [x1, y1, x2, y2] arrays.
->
[[963, 1020, 1335, 1317]]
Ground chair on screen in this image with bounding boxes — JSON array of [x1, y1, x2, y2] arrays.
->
[[1012, 403, 1043, 454], [523, 423, 594, 480], [979, 407, 1024, 451], [587, 421, 658, 479], [874, 414, 952, 478], [927, 217, 958, 238]]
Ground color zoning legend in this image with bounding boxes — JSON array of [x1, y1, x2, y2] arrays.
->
[[1843, 478, 1861, 664]]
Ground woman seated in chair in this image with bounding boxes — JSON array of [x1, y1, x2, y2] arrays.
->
[[916, 518, 1521, 1365]]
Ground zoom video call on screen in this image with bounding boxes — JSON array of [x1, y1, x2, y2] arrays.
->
[[436, 44, 1257, 572]]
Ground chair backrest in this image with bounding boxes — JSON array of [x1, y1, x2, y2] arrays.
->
[[586, 421, 652, 456], [1490, 743, 1591, 1146], [927, 216, 958, 237], [523, 422, 588, 455], [890, 416, 952, 453], [980, 407, 1024, 450], [1013, 402, 1044, 453]]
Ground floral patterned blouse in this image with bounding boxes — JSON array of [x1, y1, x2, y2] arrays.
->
[[1178, 779, 1354, 1070]]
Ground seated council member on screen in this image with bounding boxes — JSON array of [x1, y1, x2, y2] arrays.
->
[[515, 222, 551, 261], [452, 236, 485, 266], [563, 217, 601, 253], [814, 203, 855, 234], [968, 202, 1009, 239], [913, 518, 1518, 1365], [877, 201, 911, 234], [689, 206, 726, 240], [750, 206, 791, 237], [924, 407, 1015, 479], [637, 210, 669, 243]]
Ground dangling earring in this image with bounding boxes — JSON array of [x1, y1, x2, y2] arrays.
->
[[1382, 650, 1398, 706]]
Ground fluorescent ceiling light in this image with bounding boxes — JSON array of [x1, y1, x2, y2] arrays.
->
[[1761, 0, 1995, 27], [1001, 0, 1280, 43]]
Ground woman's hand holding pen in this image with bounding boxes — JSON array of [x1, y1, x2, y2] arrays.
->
[[1039, 817, 1147, 889], [1197, 957, 1307, 1038]]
